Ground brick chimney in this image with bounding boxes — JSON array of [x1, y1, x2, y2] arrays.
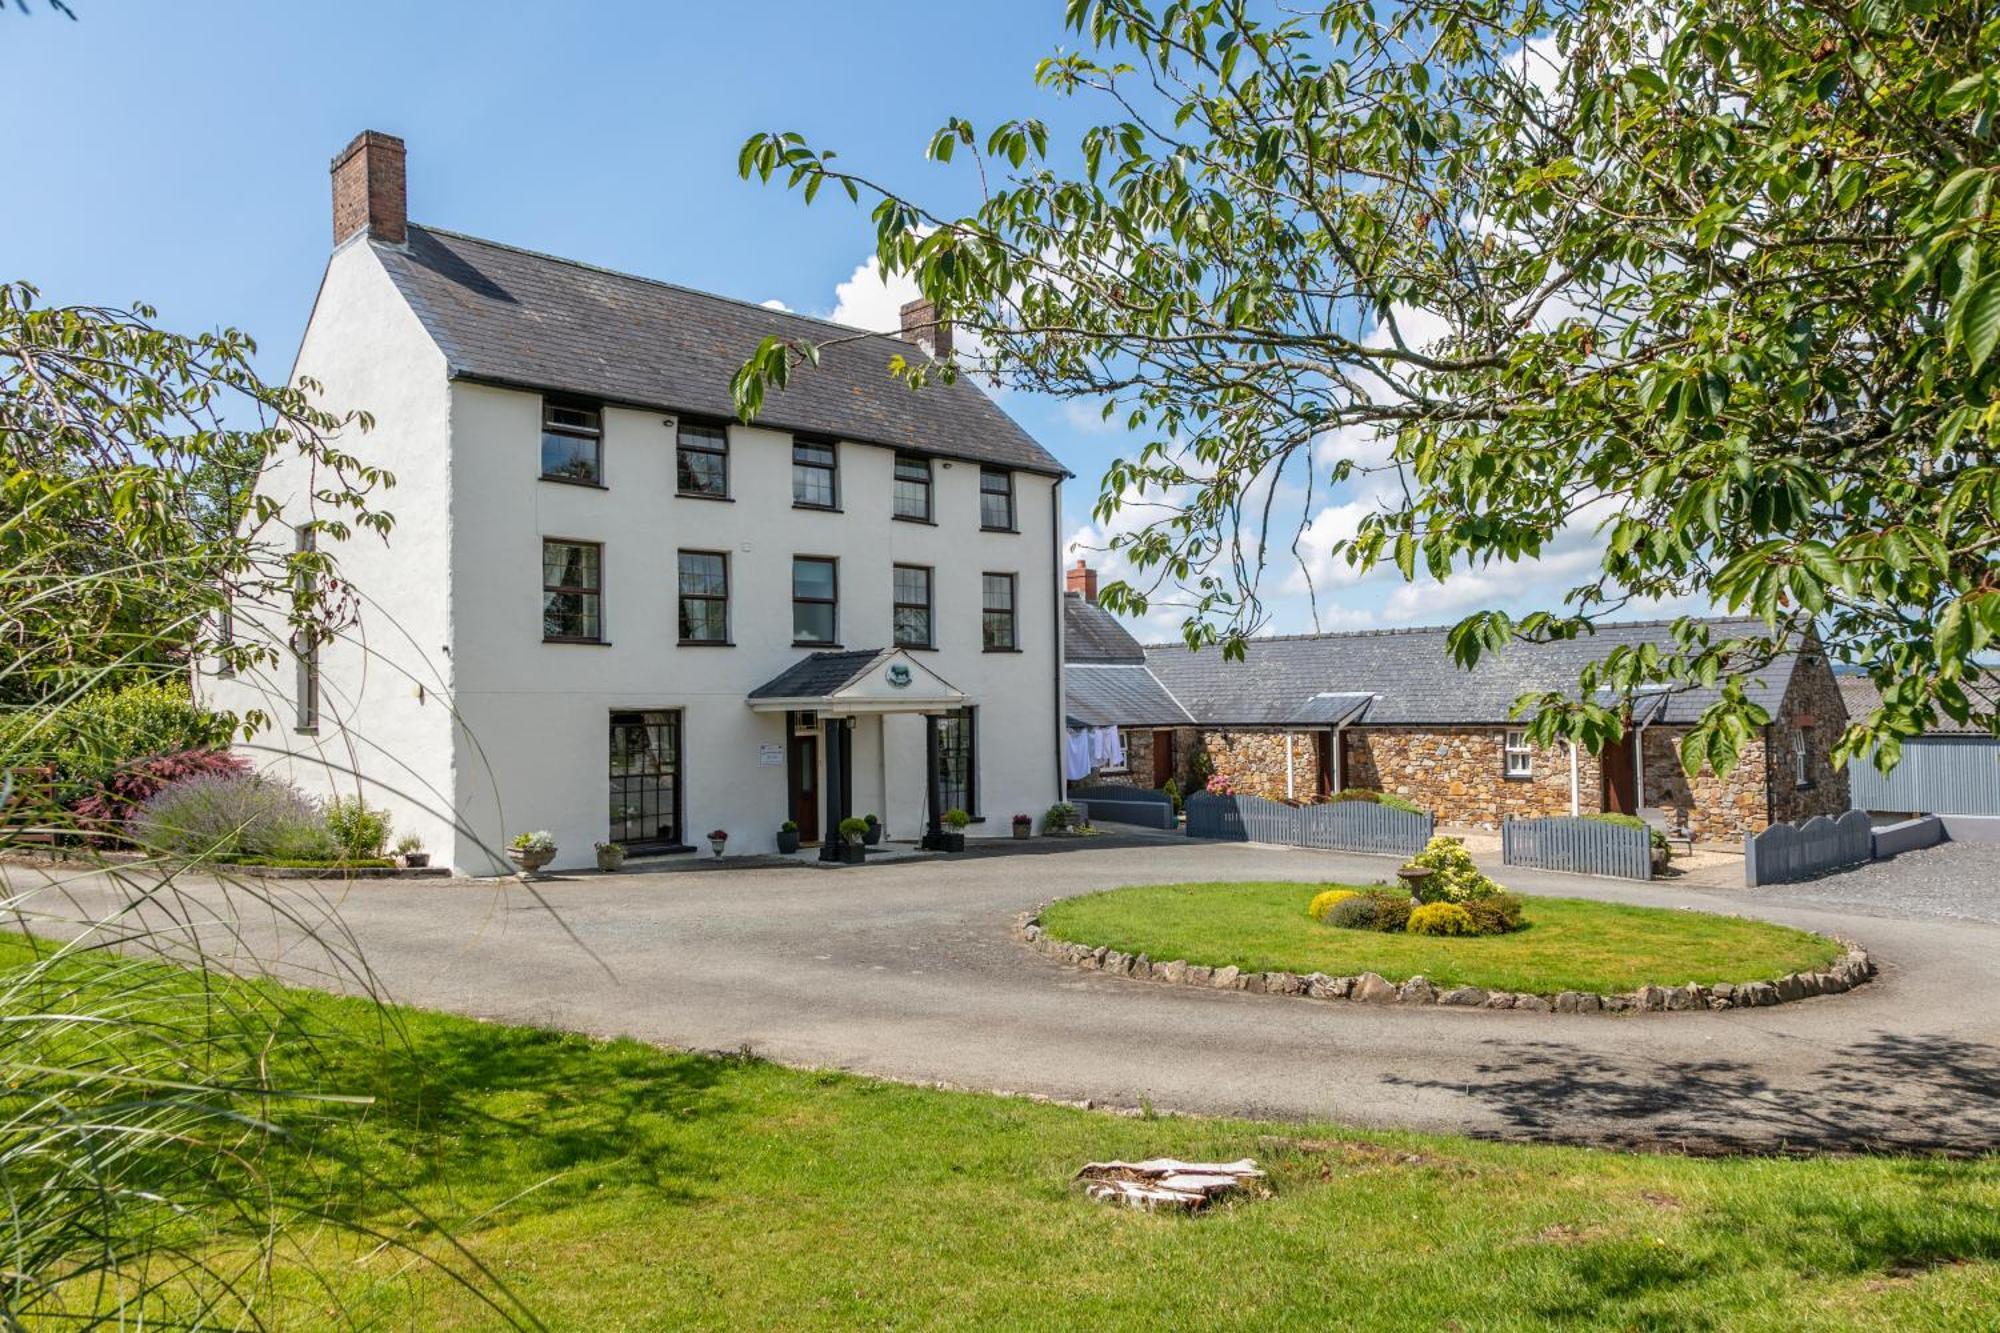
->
[[330, 130, 406, 247], [898, 298, 953, 360], [1066, 559, 1099, 604]]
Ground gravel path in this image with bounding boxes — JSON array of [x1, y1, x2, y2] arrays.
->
[[1724, 840, 2000, 926]]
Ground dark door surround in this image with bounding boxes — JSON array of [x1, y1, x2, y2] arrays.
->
[[787, 724, 819, 843]]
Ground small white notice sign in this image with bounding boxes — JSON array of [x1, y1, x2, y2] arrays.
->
[[758, 744, 784, 767]]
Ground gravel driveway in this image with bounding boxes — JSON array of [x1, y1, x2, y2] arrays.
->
[[12, 841, 2000, 1154], [1721, 839, 2000, 926]]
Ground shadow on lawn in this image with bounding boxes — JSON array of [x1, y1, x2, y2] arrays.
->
[[1386, 1030, 2000, 1155]]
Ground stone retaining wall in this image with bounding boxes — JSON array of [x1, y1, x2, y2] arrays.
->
[[1016, 911, 1873, 1014]]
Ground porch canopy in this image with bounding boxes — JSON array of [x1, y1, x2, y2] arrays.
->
[[747, 649, 967, 856], [746, 647, 965, 716]]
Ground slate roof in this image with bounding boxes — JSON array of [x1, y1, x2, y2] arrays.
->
[[372, 225, 1065, 476], [747, 649, 889, 701], [1065, 664, 1193, 727], [1138, 618, 1804, 727], [1838, 674, 1999, 736], [1062, 593, 1148, 664]]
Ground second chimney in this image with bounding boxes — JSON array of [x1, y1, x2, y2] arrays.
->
[[898, 298, 953, 360], [1066, 559, 1099, 604], [331, 130, 407, 247]]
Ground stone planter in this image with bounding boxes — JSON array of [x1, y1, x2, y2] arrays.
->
[[776, 829, 801, 855], [1395, 865, 1434, 898], [595, 845, 626, 872], [708, 836, 727, 858], [400, 852, 430, 869], [507, 846, 555, 877], [1013, 820, 1032, 840]]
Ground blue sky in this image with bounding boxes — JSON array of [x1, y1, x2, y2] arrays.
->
[[3, 0, 1658, 640]]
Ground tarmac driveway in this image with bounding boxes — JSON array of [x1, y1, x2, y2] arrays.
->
[[14, 840, 2000, 1153]]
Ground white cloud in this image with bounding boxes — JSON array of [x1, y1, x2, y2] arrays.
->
[[759, 298, 792, 312], [829, 255, 918, 332]]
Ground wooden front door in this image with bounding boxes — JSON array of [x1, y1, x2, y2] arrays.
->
[[1150, 730, 1175, 789], [1601, 734, 1637, 815], [788, 731, 819, 842], [1314, 731, 1335, 797]]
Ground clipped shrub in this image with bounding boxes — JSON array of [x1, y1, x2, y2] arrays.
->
[[71, 748, 249, 831], [1325, 894, 1381, 931], [1328, 788, 1426, 815], [1587, 811, 1671, 861], [1307, 888, 1360, 921], [326, 795, 393, 860], [1043, 802, 1080, 833], [1464, 892, 1527, 936], [1407, 902, 1478, 936], [1409, 835, 1504, 903], [0, 681, 235, 805], [131, 773, 330, 862], [1365, 890, 1413, 933]]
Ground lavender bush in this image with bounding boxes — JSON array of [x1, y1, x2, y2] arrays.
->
[[131, 772, 334, 861]]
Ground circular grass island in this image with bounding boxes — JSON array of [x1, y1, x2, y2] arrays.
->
[[1034, 882, 1852, 1001]]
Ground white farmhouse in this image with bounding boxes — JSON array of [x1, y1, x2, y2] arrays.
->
[[205, 131, 1068, 875]]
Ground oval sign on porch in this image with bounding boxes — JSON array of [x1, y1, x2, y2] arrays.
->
[[886, 663, 913, 687]]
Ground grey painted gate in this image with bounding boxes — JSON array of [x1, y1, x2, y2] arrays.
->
[[1502, 816, 1652, 881], [1184, 792, 1432, 857]]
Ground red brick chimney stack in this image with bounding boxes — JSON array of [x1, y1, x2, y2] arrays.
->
[[898, 298, 954, 360], [331, 130, 407, 247], [1066, 559, 1099, 604]]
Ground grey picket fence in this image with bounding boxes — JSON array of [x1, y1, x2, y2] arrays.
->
[[1502, 816, 1653, 881], [1743, 809, 1874, 887], [1183, 792, 1432, 857]]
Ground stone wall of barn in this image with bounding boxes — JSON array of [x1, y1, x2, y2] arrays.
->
[[1638, 727, 1768, 840], [1195, 729, 1329, 800], [1339, 727, 1600, 828], [1767, 644, 1853, 826]]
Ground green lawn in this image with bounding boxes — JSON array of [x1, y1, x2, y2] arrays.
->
[[1037, 882, 1845, 994], [11, 936, 1997, 1330]]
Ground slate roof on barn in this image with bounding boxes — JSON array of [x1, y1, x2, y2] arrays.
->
[[1838, 673, 1999, 737], [372, 225, 1065, 476], [1136, 618, 1805, 728], [1063, 593, 1148, 664]]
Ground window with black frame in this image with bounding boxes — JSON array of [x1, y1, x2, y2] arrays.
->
[[676, 421, 729, 497], [981, 572, 1016, 650], [609, 709, 680, 848], [793, 438, 838, 509], [892, 565, 932, 648], [543, 539, 603, 642], [793, 556, 837, 645], [937, 707, 976, 817], [677, 550, 728, 644], [978, 467, 1014, 530], [540, 401, 602, 483], [893, 454, 932, 521]]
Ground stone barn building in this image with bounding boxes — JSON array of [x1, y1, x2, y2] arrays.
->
[[1060, 572, 1849, 842]]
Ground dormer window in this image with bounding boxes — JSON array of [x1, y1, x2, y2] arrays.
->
[[540, 401, 602, 484]]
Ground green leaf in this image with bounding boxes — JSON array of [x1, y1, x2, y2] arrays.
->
[[1959, 273, 2000, 374]]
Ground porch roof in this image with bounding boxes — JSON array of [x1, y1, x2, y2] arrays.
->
[[746, 648, 966, 714]]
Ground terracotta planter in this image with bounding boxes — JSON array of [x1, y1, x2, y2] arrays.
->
[[508, 846, 555, 877]]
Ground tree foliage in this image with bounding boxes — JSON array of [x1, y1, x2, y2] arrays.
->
[[734, 0, 2000, 775], [0, 281, 392, 717]]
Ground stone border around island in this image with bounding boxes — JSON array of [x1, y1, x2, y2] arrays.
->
[[1013, 910, 1875, 1013]]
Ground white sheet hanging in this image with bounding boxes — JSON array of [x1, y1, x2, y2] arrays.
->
[[1064, 728, 1095, 781]]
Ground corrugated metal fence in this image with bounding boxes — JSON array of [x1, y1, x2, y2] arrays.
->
[[1743, 809, 1875, 886], [1184, 792, 1432, 857], [1502, 816, 1653, 881], [1848, 737, 2000, 816]]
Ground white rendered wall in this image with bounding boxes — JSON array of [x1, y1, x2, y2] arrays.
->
[[445, 383, 1063, 873], [198, 240, 460, 860]]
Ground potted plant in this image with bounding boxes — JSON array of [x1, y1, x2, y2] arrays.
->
[[1012, 812, 1032, 840], [862, 813, 882, 847], [507, 830, 556, 878], [594, 840, 626, 872], [776, 820, 801, 855], [707, 828, 729, 858], [836, 816, 869, 864], [940, 807, 971, 853], [394, 833, 429, 869]]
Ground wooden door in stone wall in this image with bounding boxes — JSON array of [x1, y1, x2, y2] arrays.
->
[[1150, 730, 1175, 788], [1601, 733, 1637, 814]]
